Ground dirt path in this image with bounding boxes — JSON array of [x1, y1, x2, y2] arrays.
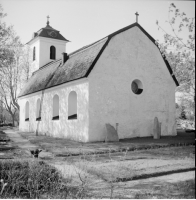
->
[[3, 129, 53, 159]]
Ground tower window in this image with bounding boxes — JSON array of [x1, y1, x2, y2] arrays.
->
[[33, 47, 36, 61], [50, 46, 56, 60]]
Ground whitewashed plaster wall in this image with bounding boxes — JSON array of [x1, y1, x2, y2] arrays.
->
[[39, 37, 67, 68], [29, 39, 40, 77], [88, 26, 177, 142], [29, 37, 67, 75], [19, 79, 89, 142]]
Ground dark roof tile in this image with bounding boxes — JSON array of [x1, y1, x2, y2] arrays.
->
[[27, 24, 69, 44], [18, 38, 107, 97], [19, 60, 61, 97], [47, 38, 108, 87]]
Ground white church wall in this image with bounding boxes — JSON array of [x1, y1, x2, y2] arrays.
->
[[29, 39, 40, 76], [88, 26, 177, 142], [39, 37, 67, 68], [19, 79, 89, 142]]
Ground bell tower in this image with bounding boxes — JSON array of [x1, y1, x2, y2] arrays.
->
[[27, 16, 69, 76]]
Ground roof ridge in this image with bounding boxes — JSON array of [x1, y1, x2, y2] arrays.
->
[[68, 37, 108, 57], [32, 59, 61, 76], [67, 22, 139, 57], [44, 24, 59, 32]]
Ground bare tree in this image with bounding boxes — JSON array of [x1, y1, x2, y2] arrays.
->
[[0, 4, 30, 125]]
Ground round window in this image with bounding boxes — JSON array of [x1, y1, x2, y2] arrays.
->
[[131, 79, 143, 95]]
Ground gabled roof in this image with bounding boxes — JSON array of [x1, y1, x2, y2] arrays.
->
[[27, 23, 69, 45], [47, 38, 108, 88], [19, 60, 61, 97], [19, 38, 108, 97], [19, 22, 179, 98]]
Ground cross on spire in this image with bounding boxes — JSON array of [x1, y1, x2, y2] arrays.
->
[[135, 12, 139, 23], [47, 15, 50, 25]]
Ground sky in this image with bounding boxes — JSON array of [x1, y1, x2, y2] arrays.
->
[[0, 0, 195, 53]]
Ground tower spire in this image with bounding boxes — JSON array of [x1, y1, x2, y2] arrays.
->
[[135, 12, 139, 23], [47, 15, 50, 25]]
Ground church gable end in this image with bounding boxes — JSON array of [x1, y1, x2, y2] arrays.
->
[[87, 23, 179, 87], [88, 25, 177, 141]]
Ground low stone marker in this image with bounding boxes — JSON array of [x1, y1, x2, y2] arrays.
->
[[105, 123, 119, 142], [153, 117, 161, 139]]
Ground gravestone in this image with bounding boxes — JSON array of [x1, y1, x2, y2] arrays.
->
[[105, 123, 119, 142], [153, 117, 161, 139]]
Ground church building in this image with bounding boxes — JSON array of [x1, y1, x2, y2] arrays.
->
[[18, 16, 179, 142]]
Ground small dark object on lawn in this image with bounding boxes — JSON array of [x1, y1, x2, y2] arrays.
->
[[30, 149, 42, 158]]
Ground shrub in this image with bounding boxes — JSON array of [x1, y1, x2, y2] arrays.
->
[[180, 106, 187, 120], [186, 113, 195, 121], [0, 159, 81, 199]]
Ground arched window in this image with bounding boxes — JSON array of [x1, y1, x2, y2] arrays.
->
[[33, 47, 36, 61], [68, 91, 77, 120], [53, 94, 59, 120], [50, 46, 56, 60], [36, 98, 41, 121], [25, 101, 29, 121]]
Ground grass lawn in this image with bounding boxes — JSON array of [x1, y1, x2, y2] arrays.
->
[[134, 179, 195, 199], [0, 159, 88, 199], [79, 158, 194, 182], [68, 146, 195, 182]]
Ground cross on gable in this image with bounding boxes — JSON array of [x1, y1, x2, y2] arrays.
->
[[135, 12, 139, 23]]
